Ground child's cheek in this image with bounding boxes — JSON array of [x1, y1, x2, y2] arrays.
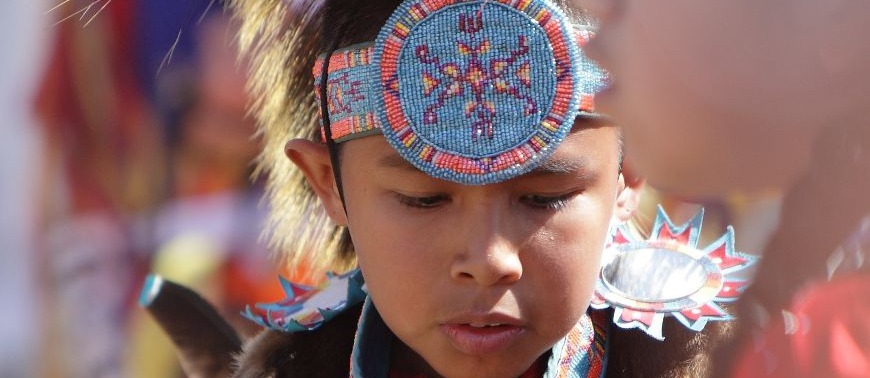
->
[[525, 223, 603, 310]]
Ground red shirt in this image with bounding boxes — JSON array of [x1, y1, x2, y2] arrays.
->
[[732, 273, 870, 378]]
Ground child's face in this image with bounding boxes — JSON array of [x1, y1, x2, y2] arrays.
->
[[328, 124, 629, 377], [573, 0, 870, 196]]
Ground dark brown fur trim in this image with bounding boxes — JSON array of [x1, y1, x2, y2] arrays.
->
[[233, 303, 363, 377]]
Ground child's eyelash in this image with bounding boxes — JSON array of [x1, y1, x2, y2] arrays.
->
[[520, 193, 576, 210], [393, 192, 578, 210], [394, 193, 450, 209]]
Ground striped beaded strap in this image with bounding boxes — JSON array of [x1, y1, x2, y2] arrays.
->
[[543, 309, 608, 378], [313, 0, 607, 185], [313, 43, 382, 142]]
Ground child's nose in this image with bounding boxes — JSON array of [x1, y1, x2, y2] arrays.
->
[[450, 212, 523, 286]]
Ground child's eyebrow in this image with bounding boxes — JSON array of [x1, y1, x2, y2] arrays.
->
[[377, 153, 425, 173]]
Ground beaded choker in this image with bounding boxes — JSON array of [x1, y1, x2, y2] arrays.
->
[[313, 0, 607, 185]]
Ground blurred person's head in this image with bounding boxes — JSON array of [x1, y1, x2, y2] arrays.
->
[[573, 0, 870, 197], [572, 5, 870, 377], [175, 13, 259, 195]]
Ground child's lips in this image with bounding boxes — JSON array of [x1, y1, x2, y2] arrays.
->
[[440, 315, 526, 355]]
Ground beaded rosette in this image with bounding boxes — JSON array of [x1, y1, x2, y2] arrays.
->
[[592, 206, 759, 340], [314, 0, 607, 184]]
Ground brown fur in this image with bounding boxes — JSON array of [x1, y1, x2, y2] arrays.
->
[[233, 303, 363, 377], [228, 0, 352, 279], [606, 317, 732, 378]]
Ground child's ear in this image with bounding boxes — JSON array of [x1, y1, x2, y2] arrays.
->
[[615, 160, 645, 222], [284, 139, 348, 225]]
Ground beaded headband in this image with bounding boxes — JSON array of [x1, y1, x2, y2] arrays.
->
[[314, 0, 607, 185]]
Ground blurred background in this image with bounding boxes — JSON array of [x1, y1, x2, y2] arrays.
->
[[0, 1, 781, 377], [1, 1, 300, 376]]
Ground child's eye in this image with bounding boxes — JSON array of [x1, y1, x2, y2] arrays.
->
[[394, 193, 450, 209], [520, 193, 575, 210]]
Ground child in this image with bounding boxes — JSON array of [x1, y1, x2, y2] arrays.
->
[[576, 0, 870, 377], [224, 0, 645, 376]]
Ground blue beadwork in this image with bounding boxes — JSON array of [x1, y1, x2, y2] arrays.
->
[[397, 3, 556, 157], [372, 0, 585, 185]]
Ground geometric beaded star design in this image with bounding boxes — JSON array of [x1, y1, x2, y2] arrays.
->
[[417, 11, 538, 141]]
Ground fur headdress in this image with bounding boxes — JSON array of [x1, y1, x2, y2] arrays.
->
[[229, 0, 351, 277]]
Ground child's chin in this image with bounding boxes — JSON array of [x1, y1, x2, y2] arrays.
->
[[425, 349, 541, 378]]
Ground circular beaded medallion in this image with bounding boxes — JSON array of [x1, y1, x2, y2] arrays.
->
[[372, 0, 583, 185]]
